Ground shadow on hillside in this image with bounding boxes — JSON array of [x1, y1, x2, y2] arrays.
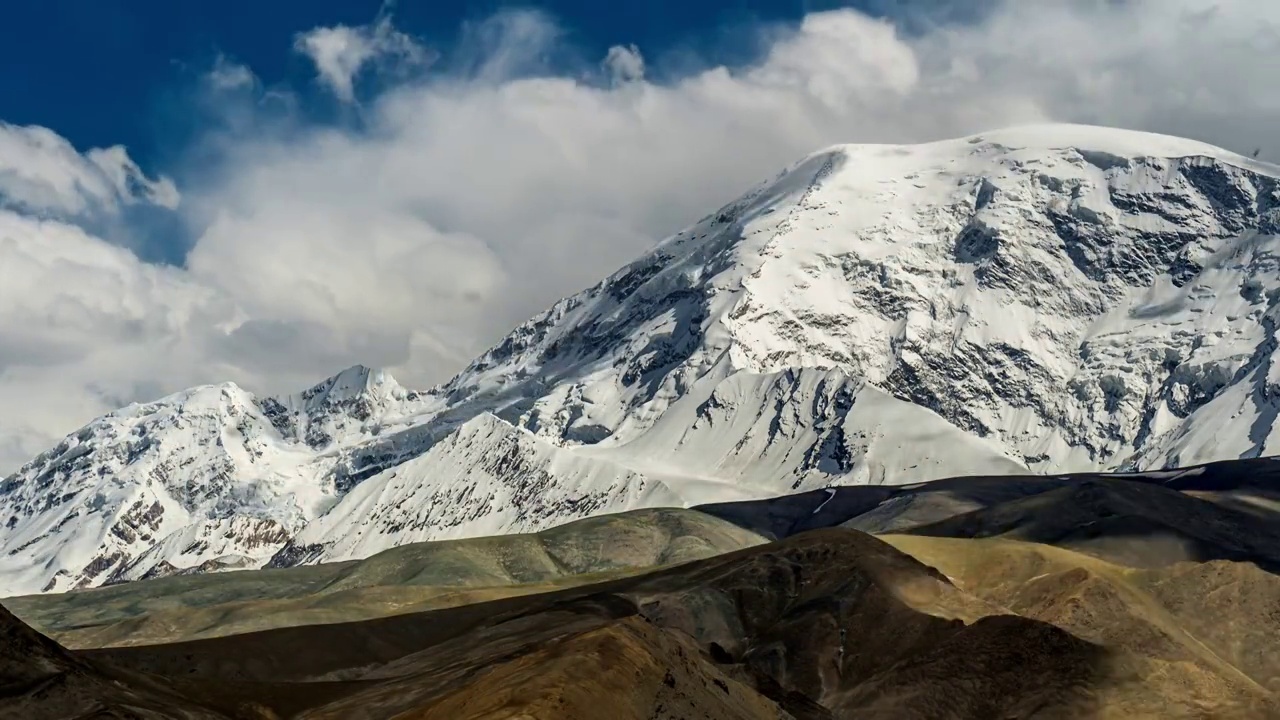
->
[[19, 529, 1122, 719]]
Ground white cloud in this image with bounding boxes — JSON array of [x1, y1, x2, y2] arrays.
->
[[0, 123, 179, 218], [207, 53, 257, 91], [450, 9, 562, 83], [1, 0, 1280, 473], [0, 209, 232, 469], [603, 44, 645, 84], [294, 14, 428, 102]]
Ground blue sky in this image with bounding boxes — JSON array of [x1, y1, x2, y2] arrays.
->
[[0, 0, 1275, 471], [0, 0, 969, 265], [0, 0, 962, 178]]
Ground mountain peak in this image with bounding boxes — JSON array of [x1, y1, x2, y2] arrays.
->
[[253, 364, 432, 454], [5, 124, 1280, 595], [929, 123, 1258, 161], [0, 364, 427, 595], [288, 364, 406, 410], [440, 125, 1280, 467]]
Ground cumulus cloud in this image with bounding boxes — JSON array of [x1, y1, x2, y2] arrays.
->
[[294, 13, 429, 102], [0, 123, 179, 218], [0, 209, 231, 467], [1, 0, 1278, 472]]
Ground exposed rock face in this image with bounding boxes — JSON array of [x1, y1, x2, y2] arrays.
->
[[4, 123, 1280, 594]]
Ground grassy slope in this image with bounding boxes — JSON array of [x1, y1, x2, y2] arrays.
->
[[7, 507, 765, 648]]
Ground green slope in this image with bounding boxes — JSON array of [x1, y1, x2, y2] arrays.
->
[[7, 507, 765, 648]]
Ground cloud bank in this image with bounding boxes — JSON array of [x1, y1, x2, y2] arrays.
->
[[0, 0, 1278, 472]]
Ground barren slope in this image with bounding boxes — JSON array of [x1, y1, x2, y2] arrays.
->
[[0, 604, 229, 720], [8, 508, 764, 648], [883, 535, 1280, 716], [40, 529, 1122, 719]]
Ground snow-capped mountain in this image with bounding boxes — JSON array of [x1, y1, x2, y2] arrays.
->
[[0, 366, 436, 593], [4, 123, 1280, 595]]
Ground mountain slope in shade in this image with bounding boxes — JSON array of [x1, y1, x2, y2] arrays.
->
[[901, 477, 1280, 571], [5, 123, 1280, 594], [9, 524, 1278, 718], [696, 456, 1280, 573], [62, 530, 1126, 719], [0, 603, 228, 719], [14, 455, 1277, 651]]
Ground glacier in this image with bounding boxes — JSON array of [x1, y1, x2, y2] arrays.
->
[[3, 123, 1279, 595]]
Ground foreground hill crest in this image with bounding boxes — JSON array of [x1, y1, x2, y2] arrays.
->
[[3, 123, 1279, 595]]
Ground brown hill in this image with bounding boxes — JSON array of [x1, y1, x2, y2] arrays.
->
[[883, 535, 1280, 717], [7, 508, 765, 649], [0, 603, 229, 719], [7, 503, 1279, 718], [21, 528, 1131, 720], [696, 459, 1280, 575], [899, 478, 1280, 571]]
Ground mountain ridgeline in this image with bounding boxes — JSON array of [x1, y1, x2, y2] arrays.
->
[[3, 123, 1280, 596]]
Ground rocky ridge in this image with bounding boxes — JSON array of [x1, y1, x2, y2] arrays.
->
[[3, 124, 1279, 594]]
